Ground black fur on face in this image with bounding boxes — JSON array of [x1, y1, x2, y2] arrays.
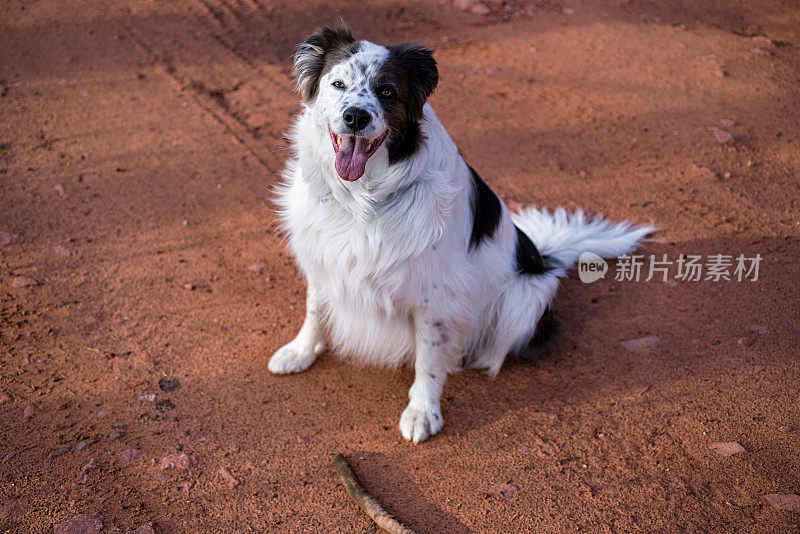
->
[[293, 26, 358, 102], [375, 43, 439, 163]]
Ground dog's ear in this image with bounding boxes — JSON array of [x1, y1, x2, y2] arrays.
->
[[390, 43, 438, 123], [294, 26, 355, 102]]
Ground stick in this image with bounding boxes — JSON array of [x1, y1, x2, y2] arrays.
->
[[332, 454, 416, 534]]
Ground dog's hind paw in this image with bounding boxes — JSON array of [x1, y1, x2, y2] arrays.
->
[[399, 405, 444, 444], [268, 342, 321, 374]]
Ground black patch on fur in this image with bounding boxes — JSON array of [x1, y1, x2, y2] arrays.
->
[[516, 307, 561, 361], [467, 165, 502, 250], [376, 43, 438, 163], [514, 226, 548, 275], [294, 26, 358, 102]]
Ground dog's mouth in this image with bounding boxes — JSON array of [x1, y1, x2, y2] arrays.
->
[[330, 129, 386, 181]]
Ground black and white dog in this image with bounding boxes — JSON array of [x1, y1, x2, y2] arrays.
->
[[270, 26, 652, 443]]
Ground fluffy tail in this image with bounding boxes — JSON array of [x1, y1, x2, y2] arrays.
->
[[511, 206, 655, 270]]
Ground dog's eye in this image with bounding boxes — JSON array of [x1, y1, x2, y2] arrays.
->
[[379, 87, 395, 97], [332, 80, 346, 89]]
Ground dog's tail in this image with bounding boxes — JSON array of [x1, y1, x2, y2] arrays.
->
[[511, 206, 655, 270]]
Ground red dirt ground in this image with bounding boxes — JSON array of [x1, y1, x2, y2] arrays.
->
[[2, 0, 799, 532]]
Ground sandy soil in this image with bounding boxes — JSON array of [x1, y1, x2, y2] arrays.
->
[[2, 0, 800, 532]]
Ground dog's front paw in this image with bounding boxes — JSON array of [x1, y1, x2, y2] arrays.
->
[[399, 404, 444, 444], [268, 342, 321, 375]]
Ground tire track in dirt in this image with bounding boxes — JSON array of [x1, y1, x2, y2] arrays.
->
[[118, 0, 298, 173]]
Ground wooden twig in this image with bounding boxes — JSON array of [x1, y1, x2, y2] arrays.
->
[[332, 453, 416, 534]]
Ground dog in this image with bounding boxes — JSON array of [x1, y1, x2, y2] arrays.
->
[[269, 26, 653, 443]]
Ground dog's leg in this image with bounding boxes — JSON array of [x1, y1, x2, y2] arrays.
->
[[399, 317, 450, 443], [268, 286, 326, 374]]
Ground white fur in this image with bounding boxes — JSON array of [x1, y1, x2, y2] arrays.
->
[[271, 41, 652, 443]]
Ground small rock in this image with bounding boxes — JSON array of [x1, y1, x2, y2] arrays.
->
[[53, 245, 71, 257], [80, 458, 99, 476], [183, 283, 194, 290], [2, 451, 18, 463], [709, 441, 745, 456], [127, 523, 156, 534], [0, 496, 30, 520], [540, 442, 557, 456], [453, 0, 477, 10], [470, 3, 491, 15], [248, 263, 265, 274], [23, 403, 35, 420], [750, 324, 767, 334], [12, 276, 38, 288], [752, 35, 775, 46], [152, 473, 172, 483], [664, 278, 679, 287], [158, 377, 181, 392], [0, 390, 10, 404], [779, 425, 793, 433], [737, 337, 753, 347], [96, 408, 108, 418], [0, 232, 17, 246], [483, 443, 499, 451], [490, 483, 518, 497], [76, 439, 98, 451], [535, 411, 559, 420], [519, 446, 531, 454], [183, 480, 195, 494], [54, 513, 104, 534], [751, 48, 772, 57], [108, 431, 123, 441], [54, 183, 66, 197], [119, 448, 145, 465], [719, 118, 736, 127], [50, 446, 72, 459], [562, 7, 575, 15], [162, 453, 198, 470], [484, 67, 500, 76], [764, 494, 800, 512], [139, 394, 155, 402], [219, 467, 240, 488], [216, 336, 230, 346], [621, 335, 661, 352], [714, 68, 728, 78], [709, 127, 734, 143], [155, 399, 175, 412]]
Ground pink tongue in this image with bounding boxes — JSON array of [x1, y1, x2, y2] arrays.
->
[[334, 135, 370, 181]]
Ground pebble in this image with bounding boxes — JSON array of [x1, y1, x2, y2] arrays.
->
[[23, 403, 35, 420], [0, 390, 10, 405], [119, 448, 145, 465], [751, 48, 772, 57], [158, 377, 181, 392], [0, 232, 18, 246], [490, 483, 518, 497], [737, 337, 753, 347], [50, 446, 72, 459], [162, 453, 198, 470], [139, 394, 155, 402], [540, 442, 557, 456], [96, 408, 108, 418], [620, 336, 661, 352], [54, 513, 104, 534], [12, 276, 39, 288], [470, 3, 491, 15], [219, 467, 240, 488], [80, 458, 99, 476], [709, 441, 745, 456], [709, 127, 734, 143], [77, 438, 98, 451], [453, 0, 477, 10], [248, 263, 265, 274], [764, 494, 800, 512], [127, 523, 156, 534], [0, 497, 30, 520], [779, 425, 793, 433], [155, 399, 175, 412], [53, 245, 71, 257], [2, 451, 18, 463], [719, 118, 737, 127], [750, 324, 767, 334], [109, 431, 123, 441]]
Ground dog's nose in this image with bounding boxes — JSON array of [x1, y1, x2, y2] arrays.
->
[[342, 107, 371, 132]]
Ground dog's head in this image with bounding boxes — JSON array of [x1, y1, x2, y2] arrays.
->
[[294, 26, 438, 182]]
